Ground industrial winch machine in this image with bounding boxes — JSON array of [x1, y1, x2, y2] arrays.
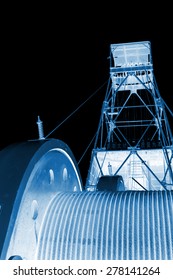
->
[[0, 41, 173, 260]]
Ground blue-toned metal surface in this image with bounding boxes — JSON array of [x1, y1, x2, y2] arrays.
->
[[0, 139, 83, 260], [0, 41, 173, 261], [86, 41, 173, 191], [36, 190, 173, 260]]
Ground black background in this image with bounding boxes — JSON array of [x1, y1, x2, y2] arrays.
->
[[1, 4, 173, 183]]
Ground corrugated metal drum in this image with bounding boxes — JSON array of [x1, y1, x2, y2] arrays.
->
[[36, 190, 173, 260]]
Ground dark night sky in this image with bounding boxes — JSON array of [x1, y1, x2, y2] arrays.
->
[[1, 4, 173, 182]]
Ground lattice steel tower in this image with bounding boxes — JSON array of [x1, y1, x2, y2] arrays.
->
[[86, 41, 173, 191]]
